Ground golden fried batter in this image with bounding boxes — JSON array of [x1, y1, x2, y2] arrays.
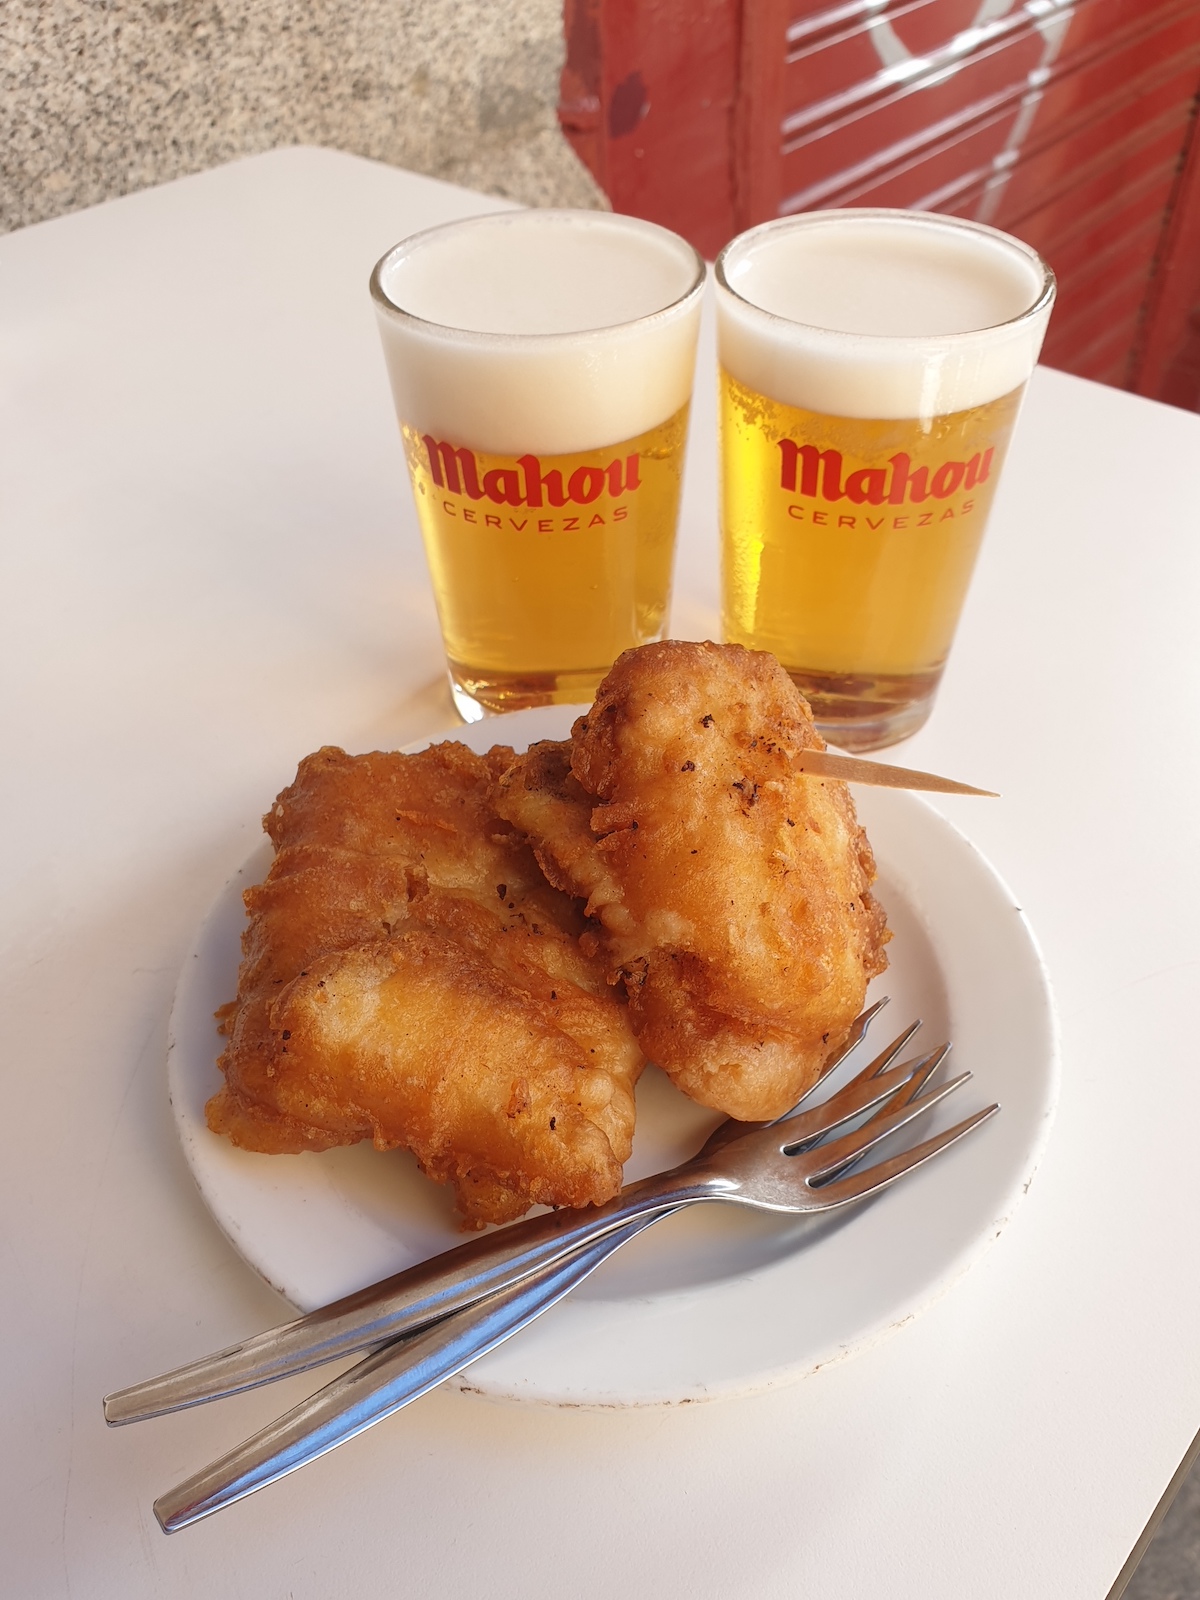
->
[[494, 641, 889, 1120], [208, 744, 644, 1227]]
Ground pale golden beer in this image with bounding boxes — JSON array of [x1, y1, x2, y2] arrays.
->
[[371, 211, 704, 719], [400, 407, 688, 708], [720, 376, 1025, 722], [716, 211, 1055, 749]]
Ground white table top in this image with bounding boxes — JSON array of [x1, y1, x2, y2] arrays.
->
[[3, 145, 1199, 1599]]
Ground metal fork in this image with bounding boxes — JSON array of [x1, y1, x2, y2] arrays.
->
[[109, 1010, 998, 1531], [108, 1003, 894, 1428]]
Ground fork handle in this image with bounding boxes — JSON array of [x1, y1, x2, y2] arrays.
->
[[154, 1209, 670, 1532], [105, 1172, 727, 1424]]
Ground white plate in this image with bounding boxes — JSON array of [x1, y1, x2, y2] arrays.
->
[[169, 706, 1058, 1406]]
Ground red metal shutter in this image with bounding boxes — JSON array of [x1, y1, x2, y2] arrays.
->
[[560, 0, 1200, 404]]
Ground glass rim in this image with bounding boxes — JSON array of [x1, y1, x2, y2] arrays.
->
[[714, 208, 1056, 344], [370, 208, 707, 344]]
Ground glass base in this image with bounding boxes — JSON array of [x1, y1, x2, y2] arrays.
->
[[449, 677, 488, 723], [447, 662, 616, 723], [783, 665, 943, 752]]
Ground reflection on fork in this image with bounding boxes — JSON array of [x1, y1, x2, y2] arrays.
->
[[103, 1002, 998, 1532]]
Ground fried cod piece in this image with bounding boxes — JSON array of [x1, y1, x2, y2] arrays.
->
[[494, 641, 889, 1121], [208, 743, 644, 1227]]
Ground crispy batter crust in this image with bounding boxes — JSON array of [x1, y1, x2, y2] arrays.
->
[[494, 642, 889, 1120], [208, 743, 643, 1226]]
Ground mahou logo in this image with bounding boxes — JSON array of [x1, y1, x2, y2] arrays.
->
[[424, 436, 641, 507], [779, 441, 994, 505]]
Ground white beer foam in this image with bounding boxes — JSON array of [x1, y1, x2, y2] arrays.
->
[[717, 212, 1054, 420], [373, 212, 704, 456]]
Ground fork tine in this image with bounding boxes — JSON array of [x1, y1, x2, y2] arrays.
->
[[799, 1044, 952, 1177], [896, 1043, 949, 1100], [772, 998, 893, 1123], [833, 997, 891, 1071], [814, 1016, 924, 1107], [768, 1017, 933, 1146], [798, 1069, 973, 1181], [809, 1102, 1000, 1209], [870, 1043, 950, 1116], [863, 1017, 923, 1079], [803, 1016, 923, 1108], [767, 1046, 939, 1152], [776, 1043, 945, 1156]]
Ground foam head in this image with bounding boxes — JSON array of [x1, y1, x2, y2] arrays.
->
[[716, 210, 1055, 420], [372, 211, 705, 455]]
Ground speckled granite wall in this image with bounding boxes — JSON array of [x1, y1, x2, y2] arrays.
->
[[0, 0, 606, 234]]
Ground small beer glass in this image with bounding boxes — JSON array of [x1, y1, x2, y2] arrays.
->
[[371, 211, 705, 721], [715, 210, 1055, 750]]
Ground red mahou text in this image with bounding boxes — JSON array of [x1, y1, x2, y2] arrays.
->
[[778, 440, 993, 505], [423, 437, 641, 508]]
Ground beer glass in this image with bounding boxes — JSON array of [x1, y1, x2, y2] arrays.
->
[[371, 211, 705, 721], [716, 210, 1055, 750]]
